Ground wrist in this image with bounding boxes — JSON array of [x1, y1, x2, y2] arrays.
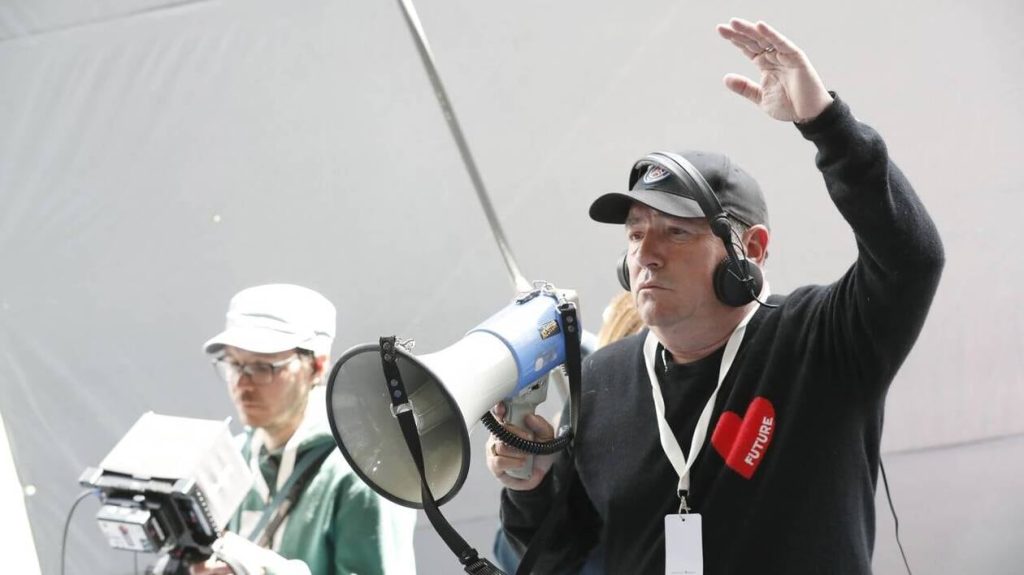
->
[[796, 91, 835, 124]]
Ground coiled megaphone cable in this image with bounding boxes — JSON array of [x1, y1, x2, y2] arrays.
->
[[479, 411, 573, 455]]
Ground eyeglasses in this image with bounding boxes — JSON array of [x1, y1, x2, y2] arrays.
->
[[212, 353, 303, 386]]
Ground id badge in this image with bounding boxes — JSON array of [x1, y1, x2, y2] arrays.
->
[[664, 513, 703, 575]]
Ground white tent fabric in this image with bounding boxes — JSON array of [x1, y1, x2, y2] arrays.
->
[[1, 409, 42, 574], [1, 0, 1021, 573], [0, 0, 193, 41]]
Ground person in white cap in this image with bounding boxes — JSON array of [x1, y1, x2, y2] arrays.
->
[[190, 284, 417, 575]]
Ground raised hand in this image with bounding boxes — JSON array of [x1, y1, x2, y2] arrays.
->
[[716, 18, 833, 123]]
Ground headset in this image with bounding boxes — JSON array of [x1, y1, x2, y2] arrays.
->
[[617, 151, 764, 308]]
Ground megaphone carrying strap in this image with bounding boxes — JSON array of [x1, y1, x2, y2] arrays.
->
[[480, 299, 582, 455], [379, 336, 503, 574], [514, 301, 583, 575], [561, 300, 583, 448], [378, 301, 584, 575]]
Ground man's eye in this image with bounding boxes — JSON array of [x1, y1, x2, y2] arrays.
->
[[627, 230, 643, 241], [249, 364, 274, 375]]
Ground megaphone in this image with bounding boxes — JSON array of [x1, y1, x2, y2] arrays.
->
[[326, 286, 577, 508]]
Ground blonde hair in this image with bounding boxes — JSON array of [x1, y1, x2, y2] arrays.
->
[[596, 291, 644, 348]]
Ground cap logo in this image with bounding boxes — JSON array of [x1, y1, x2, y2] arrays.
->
[[642, 165, 670, 185]]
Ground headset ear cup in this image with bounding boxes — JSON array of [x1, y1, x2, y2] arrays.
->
[[617, 253, 631, 291], [713, 257, 764, 307]]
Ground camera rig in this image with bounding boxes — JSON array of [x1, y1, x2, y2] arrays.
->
[[79, 413, 252, 572]]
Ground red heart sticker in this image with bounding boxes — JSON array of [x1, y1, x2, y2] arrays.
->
[[710, 397, 776, 479]]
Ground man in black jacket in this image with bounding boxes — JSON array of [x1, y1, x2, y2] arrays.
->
[[486, 18, 944, 574]]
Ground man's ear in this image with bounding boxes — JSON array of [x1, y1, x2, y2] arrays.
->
[[312, 355, 329, 385], [743, 224, 770, 265]]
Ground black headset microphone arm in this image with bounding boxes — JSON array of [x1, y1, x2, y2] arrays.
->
[[718, 226, 755, 289]]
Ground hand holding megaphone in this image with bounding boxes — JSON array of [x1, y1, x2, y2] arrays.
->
[[485, 403, 557, 491]]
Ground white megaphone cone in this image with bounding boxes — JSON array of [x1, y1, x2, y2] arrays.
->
[[326, 288, 576, 508]]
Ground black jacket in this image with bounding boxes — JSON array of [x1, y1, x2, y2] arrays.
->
[[501, 96, 945, 574]]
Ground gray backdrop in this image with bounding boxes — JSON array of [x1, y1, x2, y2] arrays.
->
[[1, 0, 1021, 573]]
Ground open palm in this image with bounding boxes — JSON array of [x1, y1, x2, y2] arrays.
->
[[717, 19, 833, 123]]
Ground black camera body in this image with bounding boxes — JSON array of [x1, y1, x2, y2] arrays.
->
[[80, 467, 220, 560], [79, 413, 253, 573]]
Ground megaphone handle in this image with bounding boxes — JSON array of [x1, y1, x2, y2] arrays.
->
[[502, 382, 549, 480]]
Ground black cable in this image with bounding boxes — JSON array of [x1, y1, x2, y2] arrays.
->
[[61, 489, 98, 575], [748, 289, 778, 309], [480, 411, 572, 455], [879, 458, 913, 575]]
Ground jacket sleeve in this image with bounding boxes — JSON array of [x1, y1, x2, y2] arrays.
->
[[330, 477, 418, 575], [500, 420, 602, 572], [795, 94, 945, 386]]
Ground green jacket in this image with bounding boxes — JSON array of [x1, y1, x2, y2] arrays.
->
[[232, 395, 417, 574]]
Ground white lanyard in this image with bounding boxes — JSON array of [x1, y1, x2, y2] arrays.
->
[[245, 429, 300, 549], [243, 387, 325, 548], [248, 386, 326, 501], [645, 292, 766, 511], [249, 431, 301, 499]]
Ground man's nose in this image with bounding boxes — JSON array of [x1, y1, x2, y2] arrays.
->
[[233, 371, 257, 388], [634, 233, 664, 270]]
